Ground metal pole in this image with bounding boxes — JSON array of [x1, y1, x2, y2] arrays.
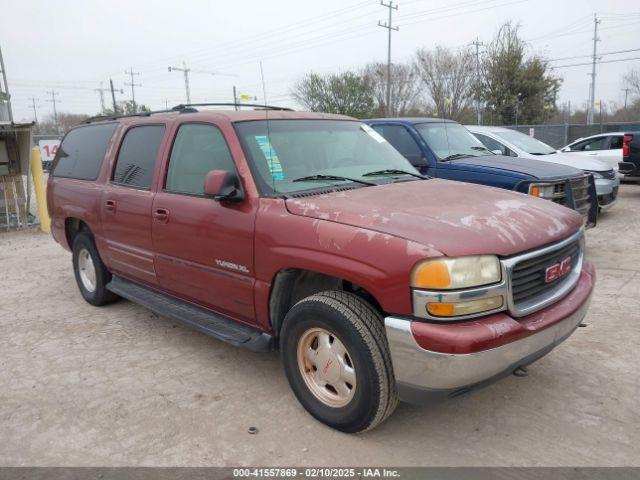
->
[[622, 88, 629, 109], [378, 1, 398, 117], [0, 43, 14, 122], [46, 90, 60, 133], [587, 14, 600, 125], [29, 97, 38, 123], [470, 38, 484, 125], [233, 86, 238, 111], [110, 78, 118, 113], [183, 61, 191, 104], [124, 67, 141, 113]]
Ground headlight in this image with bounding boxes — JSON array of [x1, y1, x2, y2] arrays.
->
[[411, 255, 501, 290], [528, 182, 556, 198], [589, 171, 604, 179]]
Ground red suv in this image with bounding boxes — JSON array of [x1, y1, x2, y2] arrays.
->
[[48, 105, 595, 432]]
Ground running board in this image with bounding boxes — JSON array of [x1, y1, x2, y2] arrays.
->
[[107, 275, 273, 352]]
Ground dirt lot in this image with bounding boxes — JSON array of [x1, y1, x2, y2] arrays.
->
[[1, 185, 639, 467]]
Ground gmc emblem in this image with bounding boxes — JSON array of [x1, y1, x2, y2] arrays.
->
[[545, 257, 572, 283]]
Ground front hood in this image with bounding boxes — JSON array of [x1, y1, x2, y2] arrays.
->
[[285, 179, 583, 257], [525, 152, 610, 172], [450, 155, 584, 180]]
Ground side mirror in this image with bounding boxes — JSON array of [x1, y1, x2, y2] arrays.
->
[[203, 170, 243, 202], [491, 149, 503, 155], [408, 154, 429, 167], [561, 147, 570, 152]]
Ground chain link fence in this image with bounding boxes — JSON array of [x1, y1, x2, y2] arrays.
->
[[502, 122, 640, 149]]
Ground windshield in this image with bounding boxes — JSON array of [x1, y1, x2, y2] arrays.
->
[[234, 120, 420, 194], [495, 130, 556, 155], [414, 123, 490, 160]]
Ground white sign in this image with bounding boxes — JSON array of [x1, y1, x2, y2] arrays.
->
[[528, 128, 535, 137], [38, 140, 60, 163]]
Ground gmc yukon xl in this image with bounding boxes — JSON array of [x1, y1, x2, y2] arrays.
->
[[48, 105, 595, 432]]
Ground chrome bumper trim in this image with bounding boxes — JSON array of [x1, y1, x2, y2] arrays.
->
[[385, 290, 591, 394]]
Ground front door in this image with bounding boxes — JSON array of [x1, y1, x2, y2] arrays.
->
[[101, 124, 166, 286], [151, 122, 257, 324]]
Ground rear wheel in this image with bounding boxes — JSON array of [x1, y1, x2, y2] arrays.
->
[[281, 291, 398, 433], [72, 232, 119, 306]]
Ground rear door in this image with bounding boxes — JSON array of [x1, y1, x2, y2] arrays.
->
[[100, 124, 166, 286], [151, 122, 257, 324], [567, 135, 619, 170]]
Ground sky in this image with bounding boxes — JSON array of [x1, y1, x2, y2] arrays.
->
[[1, 0, 639, 123]]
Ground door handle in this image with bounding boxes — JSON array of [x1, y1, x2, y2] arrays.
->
[[105, 199, 116, 212], [153, 208, 170, 223]]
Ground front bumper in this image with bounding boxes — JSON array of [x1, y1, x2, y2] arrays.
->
[[595, 178, 619, 209], [385, 262, 594, 405]]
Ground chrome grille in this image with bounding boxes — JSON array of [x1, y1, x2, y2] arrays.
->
[[511, 240, 581, 305], [503, 230, 585, 317]]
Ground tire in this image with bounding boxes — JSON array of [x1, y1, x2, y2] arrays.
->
[[280, 290, 399, 433], [72, 231, 119, 306]]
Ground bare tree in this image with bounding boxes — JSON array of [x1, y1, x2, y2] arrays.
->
[[624, 69, 640, 99], [414, 46, 476, 121], [362, 62, 424, 116]]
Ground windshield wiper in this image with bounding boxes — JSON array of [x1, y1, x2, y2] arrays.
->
[[362, 169, 428, 179], [471, 146, 494, 154], [292, 174, 376, 186], [530, 152, 555, 155], [441, 153, 472, 161]]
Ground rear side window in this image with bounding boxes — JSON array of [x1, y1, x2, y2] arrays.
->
[[52, 123, 117, 180], [165, 123, 236, 195], [609, 136, 623, 149], [112, 125, 165, 189]]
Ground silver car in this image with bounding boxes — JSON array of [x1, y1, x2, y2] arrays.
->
[[467, 125, 620, 211]]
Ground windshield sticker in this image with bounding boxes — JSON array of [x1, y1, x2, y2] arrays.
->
[[255, 135, 285, 181], [360, 124, 387, 143]]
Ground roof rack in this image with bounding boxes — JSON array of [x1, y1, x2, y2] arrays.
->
[[82, 106, 191, 124], [82, 102, 293, 124], [171, 102, 294, 111]]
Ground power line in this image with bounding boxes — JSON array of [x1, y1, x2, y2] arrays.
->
[[552, 55, 640, 68], [124, 67, 141, 112], [378, 0, 399, 116], [548, 47, 640, 62]]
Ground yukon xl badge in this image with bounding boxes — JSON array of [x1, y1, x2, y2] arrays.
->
[[545, 256, 572, 284], [215, 259, 250, 274]]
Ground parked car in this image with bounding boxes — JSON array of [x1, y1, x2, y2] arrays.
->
[[618, 132, 640, 182], [365, 118, 598, 227], [468, 125, 619, 211], [560, 132, 639, 175], [48, 106, 595, 432]]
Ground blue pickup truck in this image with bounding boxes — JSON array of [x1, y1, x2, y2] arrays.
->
[[366, 118, 598, 227]]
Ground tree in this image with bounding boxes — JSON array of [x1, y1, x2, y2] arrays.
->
[[362, 62, 424, 116], [34, 112, 90, 135], [480, 22, 561, 125], [102, 100, 150, 116], [292, 71, 375, 118], [623, 69, 640, 99], [414, 46, 476, 121]]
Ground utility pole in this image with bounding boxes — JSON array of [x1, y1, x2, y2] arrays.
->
[[124, 67, 141, 112], [46, 90, 60, 134], [622, 88, 630, 109], [95, 82, 111, 113], [28, 97, 39, 123], [587, 13, 601, 125], [233, 86, 238, 110], [0, 42, 14, 122], [109, 78, 118, 114], [378, 0, 398, 117], [470, 38, 484, 125], [169, 61, 191, 104]]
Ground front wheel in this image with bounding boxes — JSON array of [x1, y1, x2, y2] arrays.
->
[[280, 291, 398, 433]]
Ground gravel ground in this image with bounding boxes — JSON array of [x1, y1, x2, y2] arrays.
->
[[0, 185, 639, 467]]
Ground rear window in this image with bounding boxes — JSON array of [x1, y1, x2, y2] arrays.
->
[[112, 125, 165, 189], [52, 123, 118, 180]]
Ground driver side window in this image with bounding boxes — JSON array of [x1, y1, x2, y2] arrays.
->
[[571, 137, 607, 151], [165, 123, 236, 195], [473, 133, 510, 156]]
